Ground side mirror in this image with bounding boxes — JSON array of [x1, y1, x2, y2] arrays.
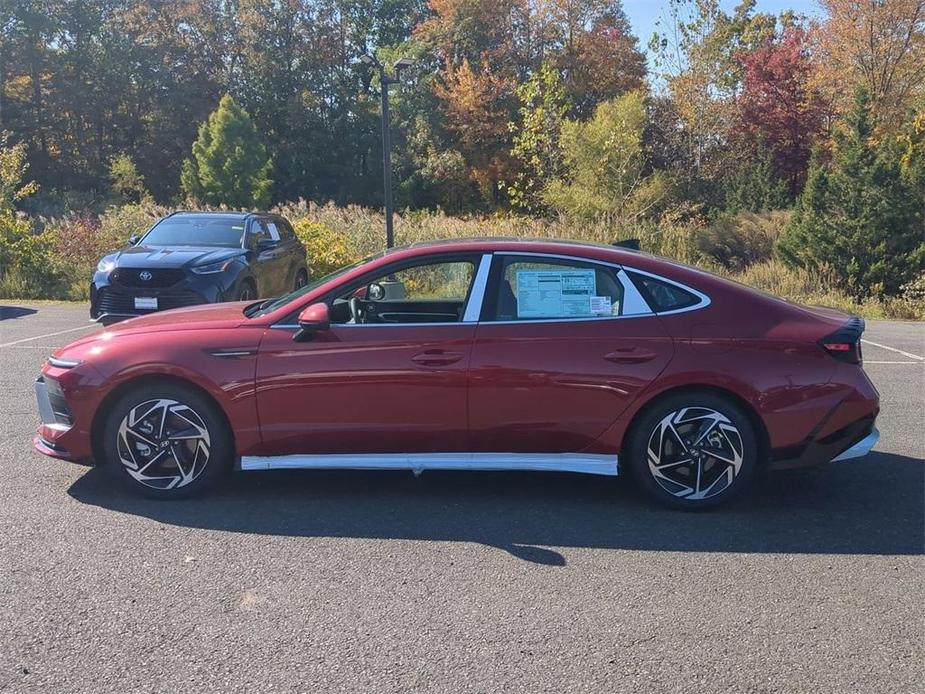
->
[[257, 238, 278, 252], [128, 235, 141, 245], [293, 302, 330, 341]]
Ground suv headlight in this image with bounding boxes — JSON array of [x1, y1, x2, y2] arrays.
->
[[191, 259, 234, 274], [97, 258, 116, 273]]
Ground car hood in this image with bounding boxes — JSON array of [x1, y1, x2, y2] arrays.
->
[[57, 303, 254, 356], [108, 245, 245, 269]]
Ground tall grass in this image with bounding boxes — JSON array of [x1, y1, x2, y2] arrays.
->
[[2, 199, 923, 320]]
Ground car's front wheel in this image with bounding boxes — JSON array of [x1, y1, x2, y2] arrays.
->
[[627, 393, 758, 509], [102, 383, 232, 498]]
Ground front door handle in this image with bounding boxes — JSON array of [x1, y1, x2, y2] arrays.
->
[[411, 350, 464, 366], [604, 348, 658, 364]]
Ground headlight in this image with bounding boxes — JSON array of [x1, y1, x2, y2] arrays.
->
[[97, 259, 116, 273], [191, 259, 234, 274]]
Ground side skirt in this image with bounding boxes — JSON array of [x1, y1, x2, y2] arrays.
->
[[240, 452, 619, 476]]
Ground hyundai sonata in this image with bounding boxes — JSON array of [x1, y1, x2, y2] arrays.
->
[[35, 239, 879, 508]]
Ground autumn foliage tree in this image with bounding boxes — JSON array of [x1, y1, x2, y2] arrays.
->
[[733, 27, 829, 197], [813, 0, 925, 133]]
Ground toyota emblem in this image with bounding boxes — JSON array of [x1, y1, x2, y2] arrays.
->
[[139, 271, 153, 281]]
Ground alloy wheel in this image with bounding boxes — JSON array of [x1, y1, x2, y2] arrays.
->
[[116, 398, 212, 490], [646, 407, 744, 501]]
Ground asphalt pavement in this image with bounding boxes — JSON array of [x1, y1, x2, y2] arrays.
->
[[0, 302, 922, 693]]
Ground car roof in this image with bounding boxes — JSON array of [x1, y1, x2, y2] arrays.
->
[[379, 237, 649, 266], [165, 211, 267, 220]]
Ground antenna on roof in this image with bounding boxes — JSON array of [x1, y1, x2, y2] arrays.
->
[[612, 238, 641, 251]]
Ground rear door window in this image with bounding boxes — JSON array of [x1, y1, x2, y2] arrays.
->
[[487, 256, 625, 321]]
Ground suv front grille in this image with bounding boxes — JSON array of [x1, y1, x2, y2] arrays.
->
[[97, 288, 205, 315], [111, 268, 185, 288]]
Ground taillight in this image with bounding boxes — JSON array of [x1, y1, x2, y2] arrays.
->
[[819, 317, 864, 364]]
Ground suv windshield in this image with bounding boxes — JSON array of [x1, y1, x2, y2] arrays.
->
[[247, 257, 372, 318], [142, 217, 247, 248]]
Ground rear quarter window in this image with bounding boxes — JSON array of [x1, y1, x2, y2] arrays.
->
[[627, 272, 700, 312]]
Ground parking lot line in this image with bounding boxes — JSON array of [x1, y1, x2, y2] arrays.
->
[[0, 324, 100, 349], [861, 339, 924, 361], [864, 360, 921, 364]]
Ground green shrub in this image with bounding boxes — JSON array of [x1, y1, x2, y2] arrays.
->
[[697, 210, 789, 271], [0, 211, 69, 298], [291, 217, 361, 278]]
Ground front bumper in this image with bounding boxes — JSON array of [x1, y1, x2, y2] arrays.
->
[[34, 374, 93, 464]]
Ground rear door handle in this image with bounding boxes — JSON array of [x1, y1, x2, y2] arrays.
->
[[604, 348, 658, 364], [411, 350, 464, 366]]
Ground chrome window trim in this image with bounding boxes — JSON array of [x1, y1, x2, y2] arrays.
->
[[616, 268, 651, 316], [622, 266, 712, 315], [462, 253, 493, 322]]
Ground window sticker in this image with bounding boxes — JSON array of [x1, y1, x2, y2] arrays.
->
[[516, 269, 596, 318], [590, 296, 612, 315]]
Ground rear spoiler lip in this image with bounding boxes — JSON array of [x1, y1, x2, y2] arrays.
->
[[823, 316, 865, 343]]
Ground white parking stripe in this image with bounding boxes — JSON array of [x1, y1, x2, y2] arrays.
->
[[0, 324, 100, 348], [865, 360, 921, 364], [861, 339, 924, 361]]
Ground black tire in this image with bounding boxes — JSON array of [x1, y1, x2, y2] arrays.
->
[[237, 279, 257, 302], [294, 269, 308, 291], [626, 392, 758, 510], [101, 383, 233, 499]]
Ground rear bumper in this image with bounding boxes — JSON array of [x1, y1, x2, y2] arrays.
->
[[831, 428, 879, 462], [769, 414, 879, 470]]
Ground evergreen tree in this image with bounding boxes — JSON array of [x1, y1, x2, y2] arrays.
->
[[723, 147, 790, 214], [180, 95, 273, 209], [778, 89, 925, 298]]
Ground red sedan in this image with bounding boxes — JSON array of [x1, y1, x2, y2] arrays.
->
[[34, 239, 879, 508]]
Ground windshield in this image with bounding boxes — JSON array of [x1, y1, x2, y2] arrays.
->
[[142, 217, 247, 248], [248, 257, 372, 318]]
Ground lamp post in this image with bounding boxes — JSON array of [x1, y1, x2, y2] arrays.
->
[[361, 55, 413, 249]]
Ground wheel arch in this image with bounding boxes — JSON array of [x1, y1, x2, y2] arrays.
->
[[620, 384, 771, 467], [90, 374, 235, 466]]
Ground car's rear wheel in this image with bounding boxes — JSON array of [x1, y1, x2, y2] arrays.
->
[[627, 393, 758, 509], [294, 269, 308, 291], [102, 384, 232, 498]]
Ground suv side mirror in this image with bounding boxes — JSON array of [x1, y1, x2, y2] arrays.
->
[[128, 234, 141, 245], [294, 302, 330, 341], [257, 238, 278, 252]]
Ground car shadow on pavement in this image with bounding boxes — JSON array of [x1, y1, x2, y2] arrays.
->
[[68, 451, 923, 566], [0, 306, 38, 321]]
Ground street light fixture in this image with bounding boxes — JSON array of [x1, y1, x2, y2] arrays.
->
[[362, 54, 412, 249]]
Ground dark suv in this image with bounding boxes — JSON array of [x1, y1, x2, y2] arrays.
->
[[91, 211, 308, 321]]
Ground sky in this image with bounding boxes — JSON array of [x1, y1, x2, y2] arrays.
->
[[623, 0, 824, 54]]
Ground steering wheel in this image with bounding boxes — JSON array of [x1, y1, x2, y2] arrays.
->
[[349, 296, 366, 324]]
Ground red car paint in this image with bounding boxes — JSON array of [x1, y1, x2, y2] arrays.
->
[[35, 240, 879, 469]]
